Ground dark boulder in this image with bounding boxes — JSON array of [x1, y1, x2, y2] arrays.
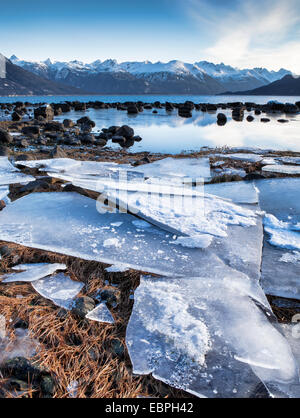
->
[[72, 296, 95, 319], [22, 126, 40, 136], [0, 129, 13, 144], [115, 125, 134, 139], [11, 111, 22, 121], [246, 115, 255, 122], [34, 106, 54, 121]]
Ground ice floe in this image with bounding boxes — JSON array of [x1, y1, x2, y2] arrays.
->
[[214, 154, 263, 163], [0, 192, 263, 280], [0, 156, 35, 186], [205, 181, 259, 205], [32, 273, 84, 310], [1, 263, 67, 283], [0, 186, 9, 200], [132, 157, 211, 182], [126, 275, 298, 398], [256, 178, 300, 299], [85, 303, 115, 324], [262, 165, 300, 175]]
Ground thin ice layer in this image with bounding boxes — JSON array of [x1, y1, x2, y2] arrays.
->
[[107, 188, 258, 240], [0, 186, 9, 200], [132, 157, 211, 181], [0, 157, 34, 186], [1, 263, 67, 283], [205, 182, 259, 205], [0, 192, 263, 281], [214, 153, 263, 163], [86, 303, 115, 324], [32, 273, 84, 309], [256, 178, 300, 300], [126, 275, 298, 398], [262, 165, 300, 175]]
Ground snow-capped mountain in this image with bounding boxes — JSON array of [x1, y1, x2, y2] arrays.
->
[[10, 56, 292, 94]]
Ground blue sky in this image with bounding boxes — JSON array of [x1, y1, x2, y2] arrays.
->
[[1, 0, 300, 72]]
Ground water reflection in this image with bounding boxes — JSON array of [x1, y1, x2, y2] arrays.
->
[[55, 107, 300, 153]]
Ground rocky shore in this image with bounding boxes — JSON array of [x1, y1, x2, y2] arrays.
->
[[0, 99, 300, 399]]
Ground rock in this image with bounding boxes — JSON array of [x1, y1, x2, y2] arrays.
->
[[277, 119, 289, 123], [246, 115, 254, 122], [254, 109, 261, 115], [74, 102, 86, 111], [0, 357, 46, 383], [18, 139, 30, 148], [217, 113, 227, 125], [132, 156, 151, 166], [0, 245, 13, 257], [15, 154, 30, 161], [22, 126, 40, 136], [283, 103, 299, 114], [79, 133, 95, 145], [50, 145, 67, 159], [112, 135, 126, 145], [132, 135, 142, 142], [0, 200, 6, 211], [77, 116, 96, 129], [98, 288, 121, 307], [34, 106, 54, 121], [11, 112, 22, 121], [152, 110, 158, 114], [111, 339, 125, 358], [261, 118, 270, 123], [72, 296, 95, 318], [44, 122, 65, 132], [0, 146, 9, 156], [115, 125, 134, 139], [232, 107, 244, 121], [40, 375, 55, 397], [127, 105, 139, 114], [63, 119, 75, 128], [0, 128, 13, 144]]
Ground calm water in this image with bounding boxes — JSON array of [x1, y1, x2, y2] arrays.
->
[[1, 94, 300, 153]]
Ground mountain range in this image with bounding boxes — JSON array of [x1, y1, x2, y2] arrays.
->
[[0, 57, 86, 96], [227, 74, 300, 96], [8, 55, 291, 95]]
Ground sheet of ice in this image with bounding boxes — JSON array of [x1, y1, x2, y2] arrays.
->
[[0, 192, 263, 281], [107, 188, 258, 241], [1, 263, 67, 283], [19, 158, 132, 176], [205, 182, 259, 205], [0, 186, 9, 200], [262, 165, 300, 175], [126, 275, 298, 398], [277, 157, 300, 165], [256, 178, 300, 300], [214, 154, 263, 163], [0, 157, 35, 186], [32, 273, 84, 309], [85, 303, 115, 324], [132, 157, 211, 181]]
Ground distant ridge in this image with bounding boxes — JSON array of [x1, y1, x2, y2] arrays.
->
[[10, 56, 292, 95], [223, 74, 300, 96], [0, 57, 88, 96]]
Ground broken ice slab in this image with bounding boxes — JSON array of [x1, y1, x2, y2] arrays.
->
[[0, 157, 35, 186], [85, 303, 115, 324], [131, 157, 211, 182], [0, 192, 263, 281], [262, 165, 300, 175], [205, 181, 259, 205], [277, 157, 300, 165], [52, 172, 205, 196], [211, 167, 247, 178], [0, 186, 9, 200], [19, 158, 132, 176], [256, 178, 300, 300], [126, 275, 298, 398], [214, 153, 263, 163], [1, 263, 67, 283], [32, 273, 84, 310]]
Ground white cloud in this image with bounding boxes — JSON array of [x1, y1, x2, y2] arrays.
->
[[184, 0, 300, 73]]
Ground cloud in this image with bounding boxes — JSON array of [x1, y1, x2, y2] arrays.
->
[[184, 0, 300, 73]]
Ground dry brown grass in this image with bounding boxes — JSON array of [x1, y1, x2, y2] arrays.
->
[[0, 242, 192, 399]]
